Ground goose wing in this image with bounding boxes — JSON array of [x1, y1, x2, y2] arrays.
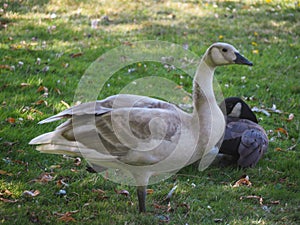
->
[[38, 94, 177, 124], [220, 118, 268, 167]]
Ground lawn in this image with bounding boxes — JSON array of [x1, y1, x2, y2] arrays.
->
[[0, 0, 299, 224]]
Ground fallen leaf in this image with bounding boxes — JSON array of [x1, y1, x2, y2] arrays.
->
[[153, 203, 165, 209], [31, 173, 53, 183], [286, 113, 294, 122], [70, 52, 83, 58], [0, 64, 11, 70], [23, 190, 40, 197], [233, 175, 252, 187], [240, 195, 263, 205], [34, 100, 48, 106], [115, 189, 130, 197], [37, 86, 48, 93], [54, 87, 61, 95], [92, 189, 106, 195], [0, 189, 12, 196], [6, 117, 16, 124], [20, 83, 30, 87], [270, 200, 280, 204], [92, 189, 109, 200], [147, 189, 154, 194], [275, 147, 282, 151], [57, 212, 76, 222], [0, 197, 18, 203], [56, 179, 69, 187], [70, 168, 78, 173], [60, 100, 70, 108], [49, 164, 61, 169], [275, 128, 288, 137], [0, 170, 13, 176]]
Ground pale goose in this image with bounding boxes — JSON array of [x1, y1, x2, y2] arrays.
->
[[219, 97, 268, 167], [29, 43, 253, 212]]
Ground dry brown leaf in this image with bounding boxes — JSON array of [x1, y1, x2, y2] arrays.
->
[[31, 173, 53, 183], [57, 212, 76, 222], [70, 52, 83, 58], [240, 195, 263, 205], [37, 86, 48, 93], [233, 175, 252, 187], [270, 200, 280, 204], [153, 203, 165, 209], [34, 100, 48, 106], [56, 179, 69, 187], [54, 87, 61, 95], [6, 117, 16, 124], [0, 170, 13, 176], [0, 189, 12, 196], [0, 65, 11, 70], [0, 197, 18, 203], [147, 189, 154, 194], [92, 189, 106, 195], [275, 128, 288, 136]]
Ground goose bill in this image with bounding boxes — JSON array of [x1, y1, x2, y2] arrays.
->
[[234, 52, 253, 66]]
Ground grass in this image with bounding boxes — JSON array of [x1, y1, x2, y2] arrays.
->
[[0, 0, 299, 224]]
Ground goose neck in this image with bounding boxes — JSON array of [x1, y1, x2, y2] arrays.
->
[[192, 60, 216, 114]]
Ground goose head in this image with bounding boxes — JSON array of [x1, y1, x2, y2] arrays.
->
[[224, 97, 258, 123], [204, 42, 253, 67]]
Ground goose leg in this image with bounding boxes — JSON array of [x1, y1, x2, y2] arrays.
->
[[137, 185, 147, 213]]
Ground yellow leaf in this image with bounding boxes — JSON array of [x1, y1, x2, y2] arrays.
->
[[251, 41, 258, 46]]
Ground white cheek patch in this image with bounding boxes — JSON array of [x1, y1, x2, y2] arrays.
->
[[211, 48, 227, 64], [228, 102, 242, 117]]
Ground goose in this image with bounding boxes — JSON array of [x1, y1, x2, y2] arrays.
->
[[219, 97, 268, 167], [29, 43, 253, 212]]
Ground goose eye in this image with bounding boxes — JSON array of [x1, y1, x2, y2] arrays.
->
[[222, 48, 228, 52]]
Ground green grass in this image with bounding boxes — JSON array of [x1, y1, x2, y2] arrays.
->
[[0, 0, 299, 224]]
